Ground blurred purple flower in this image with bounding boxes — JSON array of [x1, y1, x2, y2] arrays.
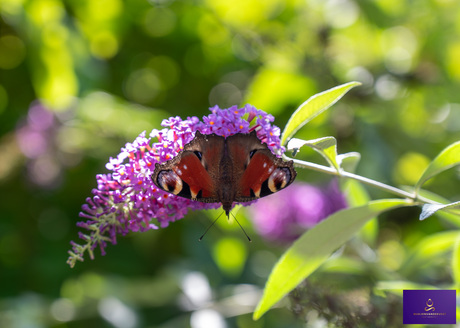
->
[[16, 103, 55, 159], [250, 181, 347, 243], [67, 104, 284, 267], [15, 102, 64, 188]]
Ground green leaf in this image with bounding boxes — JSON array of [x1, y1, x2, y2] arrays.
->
[[287, 136, 339, 171], [399, 231, 459, 277], [419, 201, 460, 221], [403, 187, 460, 227], [410, 231, 459, 258], [415, 141, 460, 194], [343, 179, 370, 208], [376, 281, 438, 297], [343, 179, 377, 246], [337, 152, 361, 173], [321, 257, 367, 275], [280, 81, 361, 146], [253, 199, 413, 320]]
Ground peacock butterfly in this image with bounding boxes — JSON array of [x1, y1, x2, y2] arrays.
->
[[152, 131, 296, 215]]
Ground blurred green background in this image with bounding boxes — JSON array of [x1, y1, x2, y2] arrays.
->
[[1, 0, 460, 327]]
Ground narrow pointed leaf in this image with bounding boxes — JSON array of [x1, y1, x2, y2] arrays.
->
[[376, 281, 438, 296], [399, 230, 459, 276], [281, 81, 361, 146], [415, 141, 460, 194], [403, 187, 460, 227], [253, 199, 413, 320], [342, 178, 377, 246], [419, 201, 460, 221], [287, 137, 339, 170], [337, 152, 361, 173]]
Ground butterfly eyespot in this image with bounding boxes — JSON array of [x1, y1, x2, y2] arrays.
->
[[268, 168, 291, 192], [157, 170, 183, 195], [194, 151, 202, 160]]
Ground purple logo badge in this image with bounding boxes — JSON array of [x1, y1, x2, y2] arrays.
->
[[403, 290, 456, 324]]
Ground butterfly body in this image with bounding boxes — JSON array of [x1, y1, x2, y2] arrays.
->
[[152, 131, 296, 215]]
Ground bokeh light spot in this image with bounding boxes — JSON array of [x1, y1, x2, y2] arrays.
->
[[90, 31, 119, 59], [143, 7, 176, 37], [50, 298, 75, 322], [88, 0, 122, 20], [393, 152, 430, 186], [16, 128, 48, 159], [207, 0, 284, 28], [212, 237, 247, 277], [81, 273, 107, 299], [181, 271, 212, 307], [378, 240, 405, 270], [209, 83, 242, 108], [28, 155, 62, 187], [444, 103, 460, 132], [98, 297, 137, 328], [381, 26, 418, 74], [124, 68, 161, 104], [191, 309, 227, 328], [61, 279, 84, 304], [27, 0, 64, 25], [27, 103, 54, 131], [148, 55, 180, 89], [375, 74, 401, 100], [325, 0, 359, 29]]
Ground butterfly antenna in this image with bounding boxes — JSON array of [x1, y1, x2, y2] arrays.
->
[[230, 212, 252, 242], [199, 211, 225, 241]]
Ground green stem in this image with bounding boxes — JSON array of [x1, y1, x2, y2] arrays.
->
[[284, 155, 437, 204]]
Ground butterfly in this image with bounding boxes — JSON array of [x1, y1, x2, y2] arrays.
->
[[152, 131, 296, 216]]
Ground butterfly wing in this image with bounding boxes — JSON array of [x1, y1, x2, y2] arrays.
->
[[227, 132, 296, 203], [152, 132, 223, 203]]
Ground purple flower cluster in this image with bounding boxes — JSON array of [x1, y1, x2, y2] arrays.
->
[[67, 104, 284, 267], [196, 104, 284, 155], [250, 181, 347, 243]]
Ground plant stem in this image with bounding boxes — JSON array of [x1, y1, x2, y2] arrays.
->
[[284, 155, 437, 204]]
